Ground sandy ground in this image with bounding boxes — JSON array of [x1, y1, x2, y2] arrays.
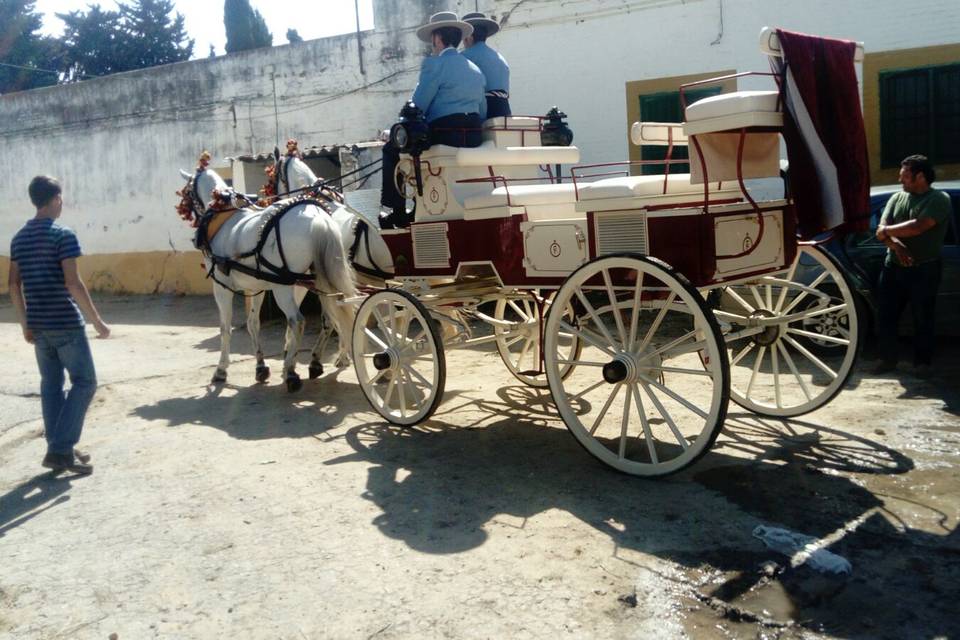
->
[[0, 295, 958, 640]]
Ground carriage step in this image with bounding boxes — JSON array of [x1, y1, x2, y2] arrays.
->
[[518, 370, 543, 377]]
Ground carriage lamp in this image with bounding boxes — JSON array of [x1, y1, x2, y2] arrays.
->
[[389, 102, 431, 155], [541, 107, 574, 147]]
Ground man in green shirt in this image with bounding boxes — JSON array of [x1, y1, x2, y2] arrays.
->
[[873, 155, 952, 374]]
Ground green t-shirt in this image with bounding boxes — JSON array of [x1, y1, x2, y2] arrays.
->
[[880, 188, 952, 266]]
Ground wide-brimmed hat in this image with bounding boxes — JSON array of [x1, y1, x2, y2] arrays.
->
[[462, 12, 501, 37], [416, 11, 473, 43]]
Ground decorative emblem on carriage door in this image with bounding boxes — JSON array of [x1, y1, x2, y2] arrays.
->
[[422, 174, 448, 217], [550, 241, 562, 257], [742, 234, 753, 253]]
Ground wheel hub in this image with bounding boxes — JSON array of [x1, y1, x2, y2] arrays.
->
[[750, 309, 782, 346], [374, 348, 403, 371], [603, 348, 662, 385]]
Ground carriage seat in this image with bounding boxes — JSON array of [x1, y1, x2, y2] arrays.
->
[[463, 183, 579, 210], [576, 173, 743, 202], [482, 116, 545, 147], [416, 141, 581, 168], [683, 90, 783, 136]]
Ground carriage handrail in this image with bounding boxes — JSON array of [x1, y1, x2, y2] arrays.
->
[[569, 158, 712, 201], [678, 71, 783, 110]]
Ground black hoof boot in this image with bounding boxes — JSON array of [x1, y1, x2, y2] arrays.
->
[[308, 361, 324, 379], [211, 369, 227, 384], [255, 364, 271, 383], [285, 372, 303, 393]]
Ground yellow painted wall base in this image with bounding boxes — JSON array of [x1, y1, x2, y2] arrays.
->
[[0, 251, 213, 295]]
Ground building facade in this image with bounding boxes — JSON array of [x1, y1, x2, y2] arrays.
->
[[2, 0, 957, 293]]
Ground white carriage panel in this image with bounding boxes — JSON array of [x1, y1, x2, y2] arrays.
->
[[524, 202, 581, 221], [689, 132, 782, 184], [521, 220, 590, 277], [412, 223, 451, 269], [593, 210, 650, 257], [713, 211, 786, 278]]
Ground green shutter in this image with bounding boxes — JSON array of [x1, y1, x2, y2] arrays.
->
[[638, 87, 722, 175], [880, 63, 960, 167]]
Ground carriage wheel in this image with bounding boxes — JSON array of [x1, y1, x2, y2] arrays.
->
[[352, 289, 446, 426], [544, 255, 729, 477], [493, 291, 582, 388], [715, 244, 859, 417]]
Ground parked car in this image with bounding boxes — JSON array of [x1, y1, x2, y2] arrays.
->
[[825, 181, 960, 341]]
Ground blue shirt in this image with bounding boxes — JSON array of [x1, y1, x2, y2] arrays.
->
[[10, 217, 85, 330], [462, 42, 510, 94], [411, 47, 486, 122]]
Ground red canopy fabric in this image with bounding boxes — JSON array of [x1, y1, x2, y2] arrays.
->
[[773, 29, 871, 237]]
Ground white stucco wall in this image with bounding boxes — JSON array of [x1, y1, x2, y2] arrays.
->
[[1, 0, 956, 258]]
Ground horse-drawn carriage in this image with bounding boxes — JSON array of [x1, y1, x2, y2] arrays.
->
[[179, 27, 867, 477]]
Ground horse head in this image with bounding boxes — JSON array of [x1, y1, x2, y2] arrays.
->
[[263, 139, 322, 200], [176, 151, 232, 226]]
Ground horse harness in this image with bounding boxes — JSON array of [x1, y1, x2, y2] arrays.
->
[[196, 195, 322, 290]]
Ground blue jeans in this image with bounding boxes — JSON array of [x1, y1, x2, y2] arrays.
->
[[877, 259, 942, 365], [33, 328, 98, 455]]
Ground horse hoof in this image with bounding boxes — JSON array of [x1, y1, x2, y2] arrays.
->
[[286, 373, 303, 393], [308, 362, 324, 379], [255, 365, 271, 383], [211, 369, 227, 384], [334, 355, 351, 369]]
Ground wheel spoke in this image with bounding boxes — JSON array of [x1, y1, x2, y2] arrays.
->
[[383, 373, 397, 409], [783, 335, 839, 380], [638, 374, 709, 419], [725, 287, 756, 314], [603, 268, 629, 350], [640, 382, 688, 451], [783, 304, 849, 324], [774, 258, 799, 312], [777, 341, 812, 402], [730, 341, 755, 367], [627, 271, 645, 351], [749, 285, 766, 310], [637, 293, 677, 355], [618, 387, 632, 459], [786, 327, 851, 346], [508, 299, 530, 321], [640, 329, 697, 362], [363, 328, 389, 351], [555, 360, 608, 367], [772, 341, 782, 409], [560, 320, 617, 358], [631, 385, 658, 464], [746, 345, 767, 398], [518, 335, 535, 370], [782, 271, 829, 315], [590, 383, 622, 435], [365, 368, 389, 387], [650, 365, 715, 378], [402, 362, 432, 390], [399, 366, 424, 411], [575, 289, 621, 352]]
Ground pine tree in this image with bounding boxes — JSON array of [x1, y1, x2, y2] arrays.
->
[[0, 0, 60, 93], [119, 0, 194, 68], [286, 29, 303, 44], [224, 0, 273, 54]]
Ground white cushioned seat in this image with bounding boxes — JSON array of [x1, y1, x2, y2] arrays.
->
[[483, 116, 542, 130], [416, 142, 580, 166], [576, 173, 740, 202], [683, 90, 783, 136], [463, 183, 579, 210], [685, 90, 781, 121]]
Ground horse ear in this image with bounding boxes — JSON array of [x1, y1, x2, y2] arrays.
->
[[179, 169, 192, 180], [274, 147, 281, 161]]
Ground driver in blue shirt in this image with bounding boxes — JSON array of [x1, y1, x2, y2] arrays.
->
[[462, 12, 511, 120], [380, 12, 485, 229]]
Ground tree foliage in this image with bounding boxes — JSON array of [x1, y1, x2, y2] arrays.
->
[[57, 0, 193, 83], [286, 29, 303, 44], [224, 0, 273, 54], [0, 1, 60, 94]]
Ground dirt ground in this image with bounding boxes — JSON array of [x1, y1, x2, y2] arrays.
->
[[0, 294, 958, 640]]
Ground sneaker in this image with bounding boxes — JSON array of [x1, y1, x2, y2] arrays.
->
[[42, 452, 93, 475], [870, 361, 897, 375]]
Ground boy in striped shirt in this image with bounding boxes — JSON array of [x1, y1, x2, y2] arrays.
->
[[9, 176, 110, 475]]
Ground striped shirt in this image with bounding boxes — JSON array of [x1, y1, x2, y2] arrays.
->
[[10, 217, 84, 330]]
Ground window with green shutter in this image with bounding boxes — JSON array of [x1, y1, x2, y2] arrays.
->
[[880, 63, 960, 167], [638, 87, 722, 175]]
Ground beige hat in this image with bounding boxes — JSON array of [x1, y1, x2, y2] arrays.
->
[[415, 11, 473, 43], [462, 12, 501, 37]]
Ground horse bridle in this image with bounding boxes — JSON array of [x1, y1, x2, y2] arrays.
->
[[274, 156, 293, 196]]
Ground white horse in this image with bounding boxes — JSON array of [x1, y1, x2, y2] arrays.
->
[[177, 153, 357, 392], [266, 143, 394, 286]]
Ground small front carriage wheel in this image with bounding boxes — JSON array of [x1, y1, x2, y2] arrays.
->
[[352, 289, 446, 426], [545, 254, 729, 477]]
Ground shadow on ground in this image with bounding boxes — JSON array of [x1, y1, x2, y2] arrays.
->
[[0, 473, 76, 538], [320, 385, 955, 640]]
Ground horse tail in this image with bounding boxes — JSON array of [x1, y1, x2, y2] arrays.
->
[[311, 214, 357, 299]]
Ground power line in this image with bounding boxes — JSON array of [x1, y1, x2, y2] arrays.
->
[[0, 61, 59, 76]]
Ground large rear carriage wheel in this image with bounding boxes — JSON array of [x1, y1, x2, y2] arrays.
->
[[714, 244, 859, 417], [544, 255, 729, 477], [352, 290, 445, 426]]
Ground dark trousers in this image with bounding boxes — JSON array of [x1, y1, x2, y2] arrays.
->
[[380, 113, 483, 212], [485, 96, 511, 119], [877, 259, 942, 365]]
